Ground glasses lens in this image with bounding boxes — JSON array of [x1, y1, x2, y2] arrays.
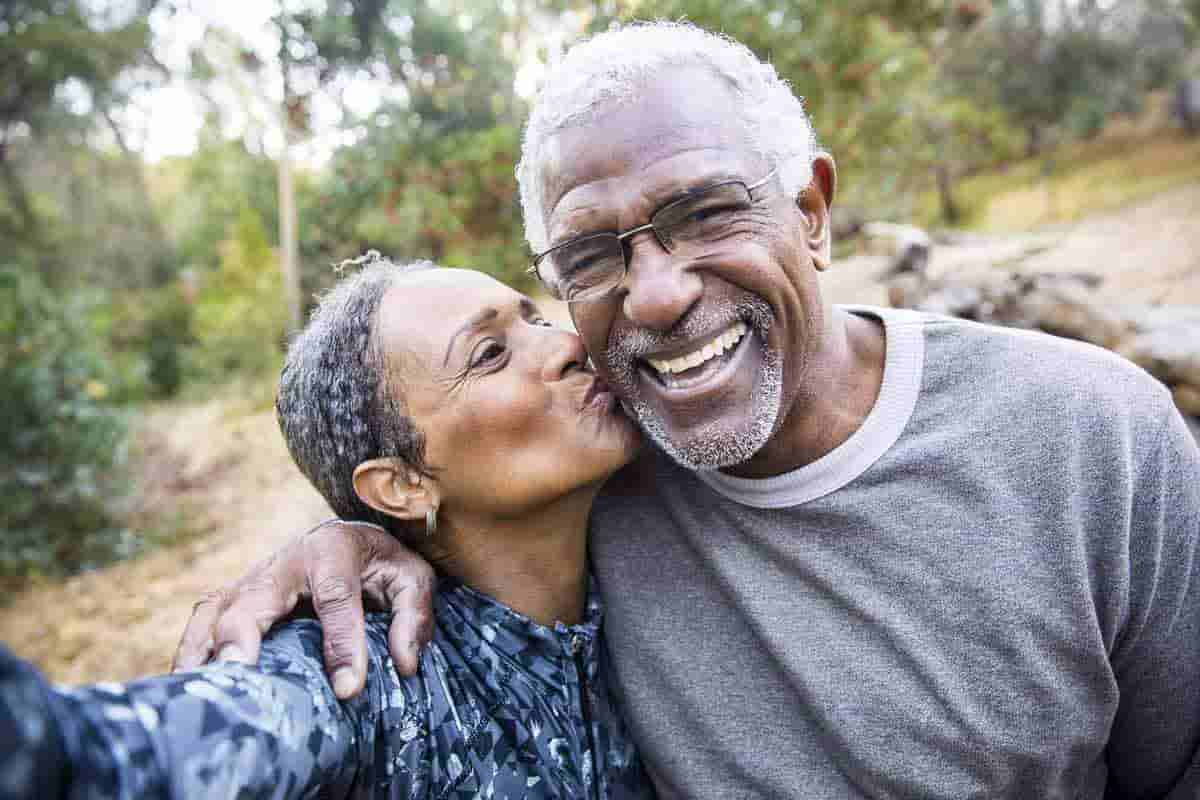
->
[[541, 234, 625, 302], [653, 182, 753, 251]]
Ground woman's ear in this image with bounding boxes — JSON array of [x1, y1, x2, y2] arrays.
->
[[352, 459, 442, 523], [797, 154, 836, 271]]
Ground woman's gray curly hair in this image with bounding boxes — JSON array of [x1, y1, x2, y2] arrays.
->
[[275, 253, 434, 534], [516, 20, 822, 253]]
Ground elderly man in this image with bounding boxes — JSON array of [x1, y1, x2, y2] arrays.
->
[[176, 23, 1200, 798]]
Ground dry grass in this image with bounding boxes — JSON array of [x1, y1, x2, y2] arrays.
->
[[928, 130, 1200, 233]]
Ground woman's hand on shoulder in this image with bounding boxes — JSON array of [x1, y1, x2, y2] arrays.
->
[[171, 520, 435, 699]]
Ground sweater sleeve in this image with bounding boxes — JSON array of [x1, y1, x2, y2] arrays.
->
[[0, 620, 379, 800], [1105, 403, 1200, 799]]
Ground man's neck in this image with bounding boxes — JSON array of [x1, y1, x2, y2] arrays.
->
[[431, 488, 597, 627], [721, 308, 887, 480]]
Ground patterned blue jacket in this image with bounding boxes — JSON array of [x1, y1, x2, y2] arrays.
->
[[0, 577, 654, 799]]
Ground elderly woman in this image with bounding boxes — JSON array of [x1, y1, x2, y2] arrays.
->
[[0, 255, 652, 799]]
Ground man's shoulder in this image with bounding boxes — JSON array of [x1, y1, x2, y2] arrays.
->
[[916, 311, 1171, 415], [844, 305, 1177, 465]]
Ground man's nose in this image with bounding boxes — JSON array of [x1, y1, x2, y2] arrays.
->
[[620, 231, 703, 332]]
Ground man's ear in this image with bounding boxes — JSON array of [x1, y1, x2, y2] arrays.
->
[[352, 459, 442, 523], [797, 153, 836, 271]]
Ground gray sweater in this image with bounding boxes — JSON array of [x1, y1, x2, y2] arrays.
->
[[590, 307, 1200, 799]]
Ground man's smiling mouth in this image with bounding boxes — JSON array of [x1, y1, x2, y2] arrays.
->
[[640, 320, 751, 391]]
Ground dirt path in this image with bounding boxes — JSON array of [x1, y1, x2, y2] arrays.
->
[[4, 182, 1198, 684]]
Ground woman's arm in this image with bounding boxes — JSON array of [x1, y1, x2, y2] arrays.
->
[[1, 620, 380, 799]]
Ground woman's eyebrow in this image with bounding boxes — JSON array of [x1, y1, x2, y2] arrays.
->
[[443, 308, 498, 366]]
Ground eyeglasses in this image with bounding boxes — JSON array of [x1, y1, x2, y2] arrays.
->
[[529, 167, 779, 303]]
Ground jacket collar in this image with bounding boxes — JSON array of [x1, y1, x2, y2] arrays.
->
[[435, 575, 604, 687]]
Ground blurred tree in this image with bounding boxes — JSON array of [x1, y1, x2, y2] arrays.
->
[[158, 121, 280, 275], [289, 0, 534, 292], [0, 0, 160, 279], [946, 0, 1194, 157], [183, 0, 534, 320], [315, 122, 526, 284]]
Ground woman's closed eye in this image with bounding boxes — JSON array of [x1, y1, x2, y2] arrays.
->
[[470, 339, 507, 368]]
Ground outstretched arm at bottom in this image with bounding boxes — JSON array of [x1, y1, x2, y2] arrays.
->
[[1, 621, 376, 800]]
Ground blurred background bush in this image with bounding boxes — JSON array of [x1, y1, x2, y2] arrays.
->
[[0, 267, 134, 582]]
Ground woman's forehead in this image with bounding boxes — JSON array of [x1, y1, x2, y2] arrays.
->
[[375, 269, 519, 356]]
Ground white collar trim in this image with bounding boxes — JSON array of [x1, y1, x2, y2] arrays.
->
[[695, 306, 925, 508]]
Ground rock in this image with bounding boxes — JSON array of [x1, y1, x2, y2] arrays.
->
[[886, 262, 1200, 420], [1173, 385, 1200, 417], [1023, 282, 1129, 348], [1119, 329, 1200, 387]]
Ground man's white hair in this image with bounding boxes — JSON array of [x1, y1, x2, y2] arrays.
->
[[517, 20, 821, 253]]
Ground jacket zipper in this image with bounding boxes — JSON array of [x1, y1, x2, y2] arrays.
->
[[572, 635, 601, 800]]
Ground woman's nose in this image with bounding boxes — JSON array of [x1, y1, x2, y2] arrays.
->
[[539, 329, 589, 383]]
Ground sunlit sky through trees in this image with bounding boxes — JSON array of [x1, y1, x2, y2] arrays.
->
[[96, 0, 574, 166]]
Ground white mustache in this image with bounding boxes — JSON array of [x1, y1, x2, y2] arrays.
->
[[604, 296, 773, 367]]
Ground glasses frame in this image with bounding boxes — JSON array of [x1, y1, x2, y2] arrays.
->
[[529, 166, 780, 303]]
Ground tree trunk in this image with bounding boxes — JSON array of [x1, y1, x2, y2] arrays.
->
[[935, 163, 961, 225], [277, 128, 301, 333], [1026, 124, 1043, 158], [277, 27, 302, 334]]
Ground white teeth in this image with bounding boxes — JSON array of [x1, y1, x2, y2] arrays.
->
[[648, 322, 748, 377]]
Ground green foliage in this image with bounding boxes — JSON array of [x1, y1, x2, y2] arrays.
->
[[0, 0, 155, 266], [0, 267, 137, 581], [288, 0, 523, 134], [97, 285, 195, 401], [159, 131, 280, 274], [143, 288, 194, 398], [280, 0, 533, 294], [946, 1, 1194, 156], [312, 122, 529, 290], [189, 206, 285, 380]]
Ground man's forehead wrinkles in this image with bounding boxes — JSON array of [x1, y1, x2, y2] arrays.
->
[[547, 146, 748, 235]]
